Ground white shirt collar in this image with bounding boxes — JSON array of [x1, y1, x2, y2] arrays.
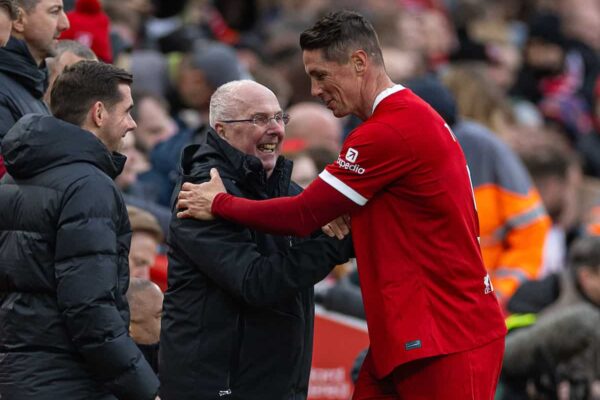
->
[[372, 84, 405, 114]]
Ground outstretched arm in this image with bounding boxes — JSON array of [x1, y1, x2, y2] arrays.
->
[[177, 168, 358, 237]]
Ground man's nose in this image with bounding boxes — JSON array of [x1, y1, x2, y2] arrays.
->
[[310, 80, 322, 97], [57, 11, 70, 33]]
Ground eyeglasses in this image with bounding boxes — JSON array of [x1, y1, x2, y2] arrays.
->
[[220, 112, 290, 127]]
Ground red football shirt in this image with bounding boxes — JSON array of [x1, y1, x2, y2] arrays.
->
[[318, 87, 506, 378]]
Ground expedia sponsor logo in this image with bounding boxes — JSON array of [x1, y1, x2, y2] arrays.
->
[[345, 147, 359, 162], [337, 156, 366, 175]]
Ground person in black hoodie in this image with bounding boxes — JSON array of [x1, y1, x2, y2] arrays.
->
[[0, 61, 159, 400], [160, 80, 353, 400], [0, 0, 70, 177]]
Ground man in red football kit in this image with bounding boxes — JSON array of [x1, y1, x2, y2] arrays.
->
[[176, 10, 507, 399]]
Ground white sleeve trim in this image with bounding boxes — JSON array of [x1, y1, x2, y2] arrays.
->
[[319, 170, 368, 206]]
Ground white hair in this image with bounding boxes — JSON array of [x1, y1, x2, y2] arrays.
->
[[209, 79, 265, 128]]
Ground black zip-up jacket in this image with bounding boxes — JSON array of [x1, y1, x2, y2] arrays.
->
[[0, 115, 159, 400], [0, 37, 50, 140], [0, 37, 50, 177], [160, 128, 353, 400]]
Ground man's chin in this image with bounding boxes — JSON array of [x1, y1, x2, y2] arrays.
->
[[259, 155, 278, 174]]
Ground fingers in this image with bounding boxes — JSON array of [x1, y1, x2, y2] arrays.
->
[[177, 209, 191, 219], [343, 214, 351, 225], [177, 198, 187, 209], [322, 221, 347, 240], [322, 224, 335, 238], [323, 216, 351, 240], [329, 222, 346, 240]]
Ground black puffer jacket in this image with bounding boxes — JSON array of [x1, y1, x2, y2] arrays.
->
[[160, 128, 353, 400], [0, 115, 159, 400], [0, 37, 50, 140]]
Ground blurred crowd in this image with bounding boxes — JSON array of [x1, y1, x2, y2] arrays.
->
[[5, 0, 600, 398]]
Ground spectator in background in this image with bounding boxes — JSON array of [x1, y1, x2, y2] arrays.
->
[[0, 61, 158, 399], [0, 0, 17, 47], [289, 150, 319, 189], [130, 91, 189, 206], [117, 131, 171, 237], [45, 39, 97, 104], [285, 101, 344, 154], [512, 12, 595, 141], [127, 278, 163, 374], [131, 92, 178, 153], [127, 205, 163, 280], [0, 0, 70, 178], [502, 236, 600, 400], [443, 62, 520, 146], [60, 0, 112, 62], [160, 80, 353, 399], [172, 40, 246, 129], [521, 140, 578, 277], [127, 50, 170, 98]]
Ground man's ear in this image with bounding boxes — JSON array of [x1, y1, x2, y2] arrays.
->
[[90, 101, 106, 128], [11, 6, 27, 34], [214, 122, 227, 140], [351, 50, 368, 75]]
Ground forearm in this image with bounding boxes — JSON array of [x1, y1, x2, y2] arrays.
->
[[212, 177, 358, 236]]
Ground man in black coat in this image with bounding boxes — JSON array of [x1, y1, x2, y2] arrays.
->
[[0, 61, 159, 399], [160, 80, 353, 400], [0, 0, 70, 177]]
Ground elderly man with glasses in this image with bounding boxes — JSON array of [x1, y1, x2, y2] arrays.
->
[[160, 80, 353, 400]]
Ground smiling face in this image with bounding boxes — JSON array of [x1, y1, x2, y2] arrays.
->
[[15, 0, 69, 64], [215, 83, 285, 177], [97, 84, 137, 152], [303, 48, 362, 118]]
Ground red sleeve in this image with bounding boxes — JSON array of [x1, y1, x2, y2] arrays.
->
[[211, 177, 359, 236]]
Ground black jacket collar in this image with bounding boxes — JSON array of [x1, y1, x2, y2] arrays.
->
[[2, 114, 126, 179], [0, 37, 48, 98]]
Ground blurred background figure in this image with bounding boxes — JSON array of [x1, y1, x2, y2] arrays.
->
[[285, 102, 344, 154], [519, 136, 582, 278], [127, 205, 164, 281], [0, 0, 16, 47], [127, 278, 164, 374], [131, 92, 178, 153], [44, 39, 97, 104], [502, 236, 600, 400], [60, 0, 112, 62]]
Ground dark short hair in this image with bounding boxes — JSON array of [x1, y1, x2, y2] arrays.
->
[[569, 236, 600, 272], [299, 10, 384, 65], [50, 61, 133, 127], [0, 0, 18, 19]]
